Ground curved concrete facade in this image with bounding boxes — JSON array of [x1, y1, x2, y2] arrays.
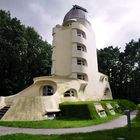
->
[[0, 5, 112, 121], [51, 6, 112, 101]]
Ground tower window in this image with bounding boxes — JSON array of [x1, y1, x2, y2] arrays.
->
[[77, 58, 87, 66], [43, 85, 54, 96], [77, 30, 86, 39], [77, 74, 85, 80], [77, 45, 86, 52], [104, 87, 110, 96], [64, 89, 77, 97]]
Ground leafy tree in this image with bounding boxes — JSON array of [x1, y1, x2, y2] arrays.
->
[[122, 40, 140, 102], [0, 10, 52, 96], [98, 40, 140, 103], [97, 46, 121, 98]]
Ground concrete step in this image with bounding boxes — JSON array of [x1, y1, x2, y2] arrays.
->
[[0, 106, 10, 120]]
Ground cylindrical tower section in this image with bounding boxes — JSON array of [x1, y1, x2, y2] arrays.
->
[[51, 5, 112, 101], [52, 5, 98, 79]]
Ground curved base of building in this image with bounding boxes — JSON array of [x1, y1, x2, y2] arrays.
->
[[0, 74, 112, 121]]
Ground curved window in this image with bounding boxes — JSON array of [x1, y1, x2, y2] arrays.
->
[[77, 44, 87, 52], [77, 29, 86, 39], [104, 87, 110, 95], [104, 77, 108, 81], [77, 58, 87, 66], [43, 85, 54, 96], [64, 89, 77, 97], [77, 73, 87, 81]]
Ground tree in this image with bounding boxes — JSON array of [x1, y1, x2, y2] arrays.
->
[[97, 46, 122, 98], [97, 40, 140, 103], [0, 10, 52, 96], [122, 40, 140, 102]]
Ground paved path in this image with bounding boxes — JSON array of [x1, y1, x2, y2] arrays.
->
[[0, 111, 137, 136]]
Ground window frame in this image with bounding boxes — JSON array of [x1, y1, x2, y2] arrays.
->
[[77, 45, 86, 52], [77, 29, 86, 39], [43, 85, 54, 96], [77, 74, 85, 80], [77, 58, 86, 66], [64, 90, 77, 97]]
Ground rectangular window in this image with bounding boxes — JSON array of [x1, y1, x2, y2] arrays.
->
[[77, 45, 86, 52], [82, 46, 86, 52], [77, 30, 86, 39], [64, 93, 71, 97], [77, 31, 82, 37], [77, 46, 82, 50], [77, 74, 85, 80], [77, 59, 85, 65], [77, 59, 86, 66]]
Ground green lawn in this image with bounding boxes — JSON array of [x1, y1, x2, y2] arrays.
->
[[131, 118, 140, 127], [0, 112, 139, 140], [0, 127, 140, 140], [0, 114, 120, 128], [0, 100, 137, 139]]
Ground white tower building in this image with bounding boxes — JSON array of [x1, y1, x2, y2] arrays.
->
[[0, 5, 112, 121], [52, 5, 112, 100]]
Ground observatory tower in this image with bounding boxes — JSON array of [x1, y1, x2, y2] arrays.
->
[[51, 5, 112, 100], [0, 5, 112, 121]]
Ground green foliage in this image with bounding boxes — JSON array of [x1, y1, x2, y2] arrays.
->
[[59, 102, 98, 120], [0, 10, 52, 96], [0, 115, 120, 128], [88, 103, 99, 119], [116, 99, 136, 111], [97, 40, 140, 103], [101, 102, 111, 115], [136, 104, 140, 120], [111, 101, 122, 113], [59, 101, 124, 120], [59, 104, 92, 120], [59, 100, 135, 120]]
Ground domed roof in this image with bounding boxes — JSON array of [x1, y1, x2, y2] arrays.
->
[[63, 5, 88, 24]]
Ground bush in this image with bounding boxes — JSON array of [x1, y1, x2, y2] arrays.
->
[[59, 100, 136, 120], [116, 99, 136, 111], [88, 103, 99, 119], [100, 100, 122, 114], [59, 102, 98, 120], [59, 104, 91, 120], [136, 104, 140, 120], [100, 102, 111, 115]]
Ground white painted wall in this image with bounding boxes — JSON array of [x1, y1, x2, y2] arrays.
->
[[52, 20, 112, 100]]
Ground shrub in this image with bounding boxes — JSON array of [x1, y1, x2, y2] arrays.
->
[[87, 103, 99, 119], [116, 99, 136, 111], [59, 102, 98, 120], [59, 100, 135, 120], [59, 104, 91, 120], [100, 102, 111, 115], [136, 104, 140, 120]]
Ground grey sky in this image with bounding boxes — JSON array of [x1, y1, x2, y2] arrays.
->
[[0, 0, 140, 50]]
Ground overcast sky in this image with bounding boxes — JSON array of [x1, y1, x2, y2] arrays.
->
[[0, 0, 140, 50]]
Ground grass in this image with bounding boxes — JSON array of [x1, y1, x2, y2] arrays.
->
[[116, 99, 137, 111], [0, 100, 138, 139], [131, 104, 140, 127], [0, 99, 136, 128], [0, 105, 139, 140], [0, 114, 120, 128], [0, 127, 140, 140], [0, 100, 124, 128], [131, 118, 140, 127]]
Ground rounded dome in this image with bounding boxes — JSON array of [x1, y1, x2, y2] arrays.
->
[[63, 5, 89, 24]]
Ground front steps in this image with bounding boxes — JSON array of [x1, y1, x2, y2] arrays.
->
[[0, 106, 10, 120]]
